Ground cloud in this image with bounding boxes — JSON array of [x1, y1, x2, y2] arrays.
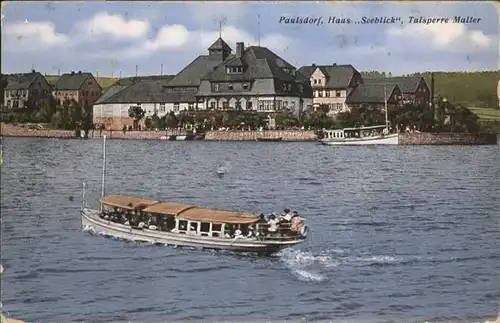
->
[[2, 21, 69, 51], [117, 24, 295, 59], [76, 12, 150, 39], [386, 23, 494, 53]]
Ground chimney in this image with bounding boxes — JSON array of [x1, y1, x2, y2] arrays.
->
[[71, 71, 75, 75], [236, 42, 244, 58], [312, 63, 316, 67]]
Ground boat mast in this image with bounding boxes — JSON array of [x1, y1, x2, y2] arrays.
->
[[100, 135, 107, 213], [384, 83, 389, 132]]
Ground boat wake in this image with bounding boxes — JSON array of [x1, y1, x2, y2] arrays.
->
[[278, 249, 339, 283], [278, 248, 427, 283]]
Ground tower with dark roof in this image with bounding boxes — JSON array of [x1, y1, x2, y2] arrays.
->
[[207, 37, 232, 61]]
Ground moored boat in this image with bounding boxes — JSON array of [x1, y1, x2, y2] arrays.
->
[[320, 125, 399, 145], [320, 83, 399, 145], [80, 136, 308, 254]]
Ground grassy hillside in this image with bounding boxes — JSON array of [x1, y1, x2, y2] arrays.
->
[[413, 71, 499, 109], [361, 71, 500, 109], [468, 107, 500, 121]]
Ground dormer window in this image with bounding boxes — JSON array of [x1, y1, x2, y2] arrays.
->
[[214, 84, 220, 92], [298, 85, 303, 93], [243, 82, 249, 90], [226, 67, 243, 74], [287, 84, 292, 91], [228, 83, 234, 91]]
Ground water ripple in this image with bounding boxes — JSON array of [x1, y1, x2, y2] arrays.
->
[[1, 139, 499, 323]]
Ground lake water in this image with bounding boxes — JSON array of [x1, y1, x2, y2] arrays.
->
[[1, 138, 499, 323]]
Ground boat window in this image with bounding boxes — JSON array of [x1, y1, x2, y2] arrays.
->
[[211, 223, 222, 237], [178, 220, 188, 233], [200, 222, 210, 236], [189, 222, 199, 234]]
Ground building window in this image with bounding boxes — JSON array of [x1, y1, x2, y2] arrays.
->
[[243, 82, 249, 90], [247, 101, 253, 110], [235, 101, 242, 110], [336, 103, 343, 111], [336, 91, 341, 97], [188, 103, 194, 110], [222, 101, 229, 110], [313, 79, 317, 84], [174, 103, 179, 112], [210, 101, 216, 110], [290, 101, 296, 111], [275, 100, 282, 110], [214, 84, 220, 92], [283, 101, 288, 110], [318, 91, 323, 98], [298, 85, 303, 93], [226, 67, 243, 74], [287, 84, 292, 91], [325, 91, 330, 97], [282, 84, 287, 92], [228, 83, 234, 91], [160, 104, 165, 112]]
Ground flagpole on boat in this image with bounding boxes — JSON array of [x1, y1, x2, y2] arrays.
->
[[100, 135, 107, 213]]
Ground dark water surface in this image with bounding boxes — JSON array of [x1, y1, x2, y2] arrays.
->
[[1, 138, 499, 323]]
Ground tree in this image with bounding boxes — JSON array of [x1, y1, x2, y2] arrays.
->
[[165, 111, 178, 129], [151, 113, 161, 129], [128, 106, 145, 130]]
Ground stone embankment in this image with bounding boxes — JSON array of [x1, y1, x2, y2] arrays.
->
[[205, 130, 317, 141], [400, 132, 498, 145]]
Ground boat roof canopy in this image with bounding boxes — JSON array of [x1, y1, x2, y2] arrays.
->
[[107, 195, 259, 224], [324, 125, 386, 132], [103, 195, 159, 210], [178, 207, 258, 224], [143, 202, 193, 216]]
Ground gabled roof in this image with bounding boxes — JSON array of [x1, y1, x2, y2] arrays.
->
[[55, 72, 93, 90], [201, 46, 299, 82], [363, 77, 424, 93], [298, 64, 359, 88], [167, 55, 228, 87], [98, 80, 170, 104], [346, 84, 399, 104], [94, 85, 130, 105], [208, 37, 232, 52], [97, 80, 197, 104], [5, 72, 45, 90]]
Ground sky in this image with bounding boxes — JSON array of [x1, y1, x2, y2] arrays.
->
[[1, 1, 498, 77]]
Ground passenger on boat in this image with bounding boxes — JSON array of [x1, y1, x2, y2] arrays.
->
[[235, 229, 242, 238], [280, 209, 293, 222], [290, 213, 305, 235], [267, 214, 279, 234]]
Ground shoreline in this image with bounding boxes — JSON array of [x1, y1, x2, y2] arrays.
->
[[1, 124, 498, 145]]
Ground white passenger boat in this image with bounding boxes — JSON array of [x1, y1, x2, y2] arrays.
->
[[320, 125, 399, 145], [320, 84, 399, 145], [80, 136, 308, 254]]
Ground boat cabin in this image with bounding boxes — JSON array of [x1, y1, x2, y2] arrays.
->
[[100, 195, 303, 240]]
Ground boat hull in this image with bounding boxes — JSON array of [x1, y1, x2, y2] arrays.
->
[[320, 133, 399, 145], [81, 208, 303, 253]]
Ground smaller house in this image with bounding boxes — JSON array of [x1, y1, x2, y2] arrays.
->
[[53, 71, 102, 107], [362, 77, 430, 104], [298, 64, 363, 114], [93, 80, 180, 130], [345, 84, 402, 110], [3, 70, 51, 109]]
